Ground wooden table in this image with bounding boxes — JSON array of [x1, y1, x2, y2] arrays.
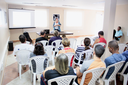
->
[[37, 31, 73, 38]]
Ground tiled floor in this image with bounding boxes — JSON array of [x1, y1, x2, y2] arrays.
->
[[1, 36, 128, 85]]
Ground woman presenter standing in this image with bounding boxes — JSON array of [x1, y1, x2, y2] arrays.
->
[[53, 18, 61, 32]]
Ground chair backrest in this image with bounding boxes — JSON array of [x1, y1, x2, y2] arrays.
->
[[102, 61, 125, 80], [48, 75, 76, 85], [52, 40, 62, 50], [93, 43, 106, 49], [119, 62, 128, 74], [118, 43, 127, 53], [69, 38, 77, 50], [30, 56, 49, 74], [82, 49, 93, 60], [65, 53, 75, 66], [16, 50, 31, 65], [80, 67, 106, 85], [45, 45, 55, 61], [78, 49, 93, 65], [40, 40, 49, 47]]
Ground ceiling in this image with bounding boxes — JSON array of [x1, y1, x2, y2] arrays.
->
[[5, 0, 128, 10]]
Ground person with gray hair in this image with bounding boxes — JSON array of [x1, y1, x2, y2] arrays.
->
[[104, 40, 126, 79], [40, 53, 75, 85], [49, 30, 62, 45], [75, 45, 106, 85]]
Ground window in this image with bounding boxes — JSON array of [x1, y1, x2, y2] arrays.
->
[[35, 9, 48, 28], [64, 10, 83, 30]]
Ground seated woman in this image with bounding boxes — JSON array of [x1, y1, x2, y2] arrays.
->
[[74, 37, 92, 64], [40, 53, 76, 85], [23, 32, 33, 44], [30, 42, 47, 69], [58, 38, 75, 54], [49, 30, 62, 45]]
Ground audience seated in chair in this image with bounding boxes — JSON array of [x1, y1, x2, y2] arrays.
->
[[23, 32, 33, 44], [104, 40, 126, 79], [74, 37, 92, 65], [114, 26, 123, 41], [13, 35, 34, 56], [121, 50, 128, 74], [75, 45, 106, 85], [58, 38, 75, 54], [49, 30, 62, 45], [35, 31, 48, 42], [40, 53, 75, 85], [30, 42, 48, 70], [92, 31, 107, 48]]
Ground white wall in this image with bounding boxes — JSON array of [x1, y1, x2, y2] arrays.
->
[[0, 0, 10, 84], [8, 4, 103, 41]]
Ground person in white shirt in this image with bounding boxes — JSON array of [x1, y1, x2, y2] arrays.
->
[[13, 35, 34, 56]]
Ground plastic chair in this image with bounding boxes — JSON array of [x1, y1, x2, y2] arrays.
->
[[48, 75, 76, 85], [77, 49, 93, 65], [93, 43, 106, 49], [118, 62, 128, 85], [65, 53, 75, 66], [52, 40, 62, 51], [101, 61, 125, 85], [16, 50, 31, 79], [30, 56, 49, 85], [80, 67, 106, 85], [45, 45, 56, 65], [40, 40, 49, 47], [69, 38, 77, 50], [118, 44, 127, 53]]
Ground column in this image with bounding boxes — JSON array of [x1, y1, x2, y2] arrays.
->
[[102, 0, 117, 60]]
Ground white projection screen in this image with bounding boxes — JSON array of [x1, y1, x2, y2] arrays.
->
[[9, 9, 35, 29]]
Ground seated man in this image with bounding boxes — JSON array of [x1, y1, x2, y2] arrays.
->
[[114, 26, 123, 41], [104, 40, 126, 79], [13, 35, 34, 56], [36, 31, 48, 42], [76, 45, 106, 85], [92, 31, 107, 48]]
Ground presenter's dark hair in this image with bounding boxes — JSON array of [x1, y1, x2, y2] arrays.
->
[[98, 31, 104, 36], [23, 32, 32, 44], [84, 37, 91, 50], [40, 31, 45, 35], [19, 35, 26, 43], [94, 45, 105, 58], [33, 42, 45, 55]]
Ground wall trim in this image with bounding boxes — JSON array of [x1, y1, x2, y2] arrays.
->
[[0, 36, 10, 85]]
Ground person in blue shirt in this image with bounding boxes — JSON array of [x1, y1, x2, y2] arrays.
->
[[114, 26, 123, 41], [104, 40, 126, 79], [122, 50, 128, 74], [53, 18, 61, 32]]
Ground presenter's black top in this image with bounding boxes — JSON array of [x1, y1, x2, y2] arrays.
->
[[35, 37, 48, 42], [45, 66, 75, 80]]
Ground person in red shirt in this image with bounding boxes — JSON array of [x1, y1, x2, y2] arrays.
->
[[92, 31, 107, 48]]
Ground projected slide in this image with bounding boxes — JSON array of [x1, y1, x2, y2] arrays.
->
[[13, 12, 31, 27], [9, 9, 35, 29]]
